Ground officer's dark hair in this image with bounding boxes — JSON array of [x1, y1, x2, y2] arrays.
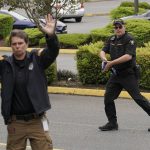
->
[[9, 29, 29, 45]]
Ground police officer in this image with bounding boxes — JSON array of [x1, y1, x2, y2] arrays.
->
[[99, 19, 150, 131], [0, 14, 59, 150]]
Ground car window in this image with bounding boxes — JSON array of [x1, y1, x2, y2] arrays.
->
[[57, 0, 78, 4], [8, 11, 28, 20], [145, 12, 150, 17], [0, 10, 28, 20]]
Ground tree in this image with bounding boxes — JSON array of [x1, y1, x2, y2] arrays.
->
[[0, 0, 82, 31], [134, 0, 139, 14]]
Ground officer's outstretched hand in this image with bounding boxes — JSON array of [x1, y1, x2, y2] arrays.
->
[[40, 14, 56, 36]]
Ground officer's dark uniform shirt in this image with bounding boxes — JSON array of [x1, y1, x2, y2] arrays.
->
[[11, 55, 35, 115], [102, 32, 136, 70]]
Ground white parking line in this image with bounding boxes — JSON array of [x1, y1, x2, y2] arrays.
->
[[0, 143, 63, 150]]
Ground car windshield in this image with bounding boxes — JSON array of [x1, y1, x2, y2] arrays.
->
[[144, 12, 150, 17], [8, 11, 28, 20]]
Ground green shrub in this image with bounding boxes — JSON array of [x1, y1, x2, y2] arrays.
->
[[0, 14, 13, 38], [77, 42, 110, 85], [90, 25, 113, 43], [39, 37, 46, 47], [40, 33, 92, 49], [136, 48, 150, 89], [138, 2, 150, 9], [110, 1, 150, 20], [144, 41, 150, 48], [4, 35, 10, 46], [119, 1, 135, 7], [5, 28, 44, 47], [45, 62, 57, 85], [90, 19, 150, 47], [24, 28, 44, 46], [58, 33, 92, 49], [120, 1, 150, 9], [110, 7, 146, 19], [77, 41, 150, 89], [78, 41, 104, 54], [125, 19, 150, 47]]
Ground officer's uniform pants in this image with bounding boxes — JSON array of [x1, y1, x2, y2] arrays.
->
[[104, 73, 150, 123], [6, 115, 53, 150]]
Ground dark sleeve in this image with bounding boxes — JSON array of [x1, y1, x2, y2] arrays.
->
[[102, 38, 110, 54], [0, 61, 2, 76], [39, 34, 60, 69], [125, 37, 136, 56], [0, 55, 7, 77]]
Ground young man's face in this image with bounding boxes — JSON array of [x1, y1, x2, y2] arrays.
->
[[114, 24, 125, 37], [11, 37, 28, 60]]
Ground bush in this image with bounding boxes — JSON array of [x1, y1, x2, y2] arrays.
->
[[57, 33, 92, 49], [39, 37, 46, 47], [110, 1, 150, 20], [24, 28, 44, 46], [119, 1, 135, 7], [90, 19, 150, 47], [125, 19, 150, 47], [40, 33, 92, 49], [0, 14, 13, 39], [120, 1, 150, 9], [45, 62, 57, 85], [110, 6, 146, 19], [138, 2, 150, 9], [76, 41, 150, 89], [78, 41, 104, 55], [77, 42, 110, 85], [90, 24, 113, 43], [136, 48, 150, 89]]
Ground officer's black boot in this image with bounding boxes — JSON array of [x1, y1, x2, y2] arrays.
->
[[98, 122, 118, 131]]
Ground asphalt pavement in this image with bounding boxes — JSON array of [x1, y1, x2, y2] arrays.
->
[[84, 0, 150, 16], [1, 94, 150, 150]]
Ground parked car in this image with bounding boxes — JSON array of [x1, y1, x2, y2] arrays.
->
[[120, 10, 150, 21], [0, 9, 67, 33], [54, 0, 85, 22]]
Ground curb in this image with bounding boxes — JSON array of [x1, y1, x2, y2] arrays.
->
[[0, 47, 150, 100], [84, 12, 110, 17], [48, 86, 150, 100]]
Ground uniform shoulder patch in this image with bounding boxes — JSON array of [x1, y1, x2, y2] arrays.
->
[[110, 36, 115, 41], [129, 40, 135, 45]]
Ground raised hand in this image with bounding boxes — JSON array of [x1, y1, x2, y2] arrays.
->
[[40, 14, 56, 36]]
